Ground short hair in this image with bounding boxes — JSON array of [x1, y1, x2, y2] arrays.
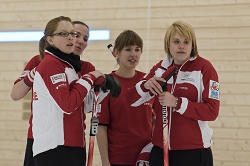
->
[[164, 21, 198, 58], [113, 30, 143, 53]]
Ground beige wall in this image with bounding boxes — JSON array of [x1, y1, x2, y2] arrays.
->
[[0, 0, 250, 165]]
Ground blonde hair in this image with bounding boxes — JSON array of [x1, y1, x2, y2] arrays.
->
[[164, 21, 198, 58]]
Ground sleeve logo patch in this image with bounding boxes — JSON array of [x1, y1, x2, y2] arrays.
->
[[50, 73, 66, 84], [209, 80, 220, 100], [20, 70, 29, 77]]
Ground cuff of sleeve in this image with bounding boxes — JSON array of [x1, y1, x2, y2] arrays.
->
[[82, 73, 96, 86], [140, 80, 148, 92], [88, 73, 96, 83], [23, 75, 32, 87]]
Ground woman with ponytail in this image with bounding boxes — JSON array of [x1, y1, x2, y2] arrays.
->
[[10, 16, 100, 166], [31, 16, 104, 166]]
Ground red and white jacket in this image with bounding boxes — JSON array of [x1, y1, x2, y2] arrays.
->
[[32, 50, 95, 156], [14, 55, 40, 139], [127, 55, 220, 150], [14, 55, 95, 141]]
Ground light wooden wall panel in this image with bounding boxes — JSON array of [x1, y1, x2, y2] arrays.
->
[[0, 0, 250, 166], [1, 4, 250, 23], [1, 16, 250, 30], [219, 106, 250, 116]]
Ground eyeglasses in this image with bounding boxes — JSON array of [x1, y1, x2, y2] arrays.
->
[[51, 31, 78, 37]]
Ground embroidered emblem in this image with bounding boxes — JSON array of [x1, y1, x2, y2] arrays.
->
[[181, 73, 195, 82], [20, 70, 29, 77], [178, 86, 188, 90], [209, 80, 220, 100], [56, 83, 67, 89], [50, 73, 66, 84]]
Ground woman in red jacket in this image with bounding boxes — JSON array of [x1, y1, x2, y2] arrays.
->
[[31, 16, 104, 166], [127, 21, 220, 166], [10, 18, 98, 166]]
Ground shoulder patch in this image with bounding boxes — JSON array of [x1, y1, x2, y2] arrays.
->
[[20, 70, 30, 77], [50, 73, 66, 84], [209, 80, 220, 100]]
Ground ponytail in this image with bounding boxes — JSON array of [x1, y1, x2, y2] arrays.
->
[[39, 16, 73, 60], [39, 36, 47, 60]]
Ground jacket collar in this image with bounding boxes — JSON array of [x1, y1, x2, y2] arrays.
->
[[161, 55, 198, 69]]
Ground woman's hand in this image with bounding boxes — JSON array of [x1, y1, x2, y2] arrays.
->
[[158, 92, 176, 107], [144, 76, 166, 95], [89, 70, 105, 79]]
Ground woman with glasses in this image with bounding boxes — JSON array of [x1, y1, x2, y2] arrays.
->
[[10, 16, 101, 166]]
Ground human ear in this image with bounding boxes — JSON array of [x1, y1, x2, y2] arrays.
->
[[46, 36, 54, 45], [113, 49, 119, 59]]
